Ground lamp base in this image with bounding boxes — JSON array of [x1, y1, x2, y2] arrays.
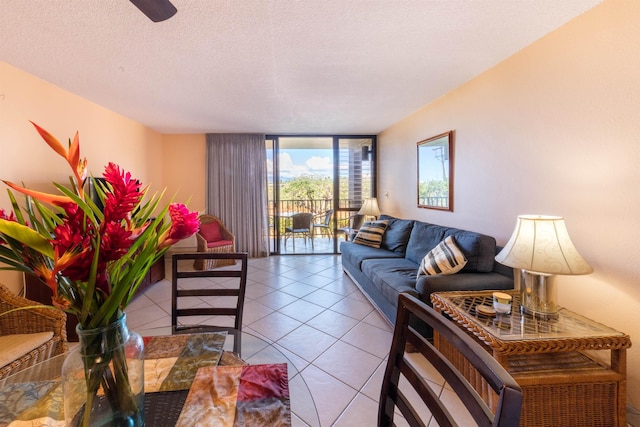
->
[[518, 269, 559, 319]]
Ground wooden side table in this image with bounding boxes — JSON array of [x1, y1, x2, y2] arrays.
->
[[431, 290, 631, 427]]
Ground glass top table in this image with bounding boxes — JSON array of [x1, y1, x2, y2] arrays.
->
[[430, 289, 631, 359], [0, 327, 319, 427]]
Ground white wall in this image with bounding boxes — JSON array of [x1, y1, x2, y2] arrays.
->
[[379, 0, 640, 407]]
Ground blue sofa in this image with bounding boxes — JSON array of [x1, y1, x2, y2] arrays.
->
[[340, 214, 513, 326]]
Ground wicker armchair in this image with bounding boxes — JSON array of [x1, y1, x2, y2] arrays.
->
[[0, 284, 67, 380], [194, 214, 236, 270]]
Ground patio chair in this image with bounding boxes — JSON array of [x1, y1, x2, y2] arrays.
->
[[378, 293, 522, 427], [283, 212, 314, 250], [194, 214, 236, 270], [171, 252, 248, 354], [0, 284, 67, 380], [313, 209, 334, 239], [336, 213, 364, 241]]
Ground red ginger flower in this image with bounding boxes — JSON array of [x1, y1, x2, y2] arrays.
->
[[102, 162, 142, 223], [0, 209, 17, 222], [0, 209, 18, 244], [99, 221, 134, 262], [159, 203, 200, 249]]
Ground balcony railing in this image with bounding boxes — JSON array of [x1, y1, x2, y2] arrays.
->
[[268, 198, 363, 238]]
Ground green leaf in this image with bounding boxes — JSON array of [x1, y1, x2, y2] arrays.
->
[[0, 220, 54, 258]]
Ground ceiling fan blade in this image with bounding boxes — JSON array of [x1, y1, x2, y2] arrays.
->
[[129, 0, 177, 22]]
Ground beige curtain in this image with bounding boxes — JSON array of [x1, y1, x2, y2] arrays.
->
[[206, 134, 269, 257]]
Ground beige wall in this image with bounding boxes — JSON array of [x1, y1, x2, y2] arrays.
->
[[0, 61, 164, 294], [379, 0, 640, 406], [160, 134, 207, 248]]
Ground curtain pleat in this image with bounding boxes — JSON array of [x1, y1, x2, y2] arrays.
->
[[206, 134, 269, 257]]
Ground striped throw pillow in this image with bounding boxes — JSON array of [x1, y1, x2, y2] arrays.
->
[[352, 220, 389, 248], [418, 236, 467, 277]]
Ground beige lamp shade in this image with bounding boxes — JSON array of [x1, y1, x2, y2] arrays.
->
[[495, 215, 593, 275], [357, 198, 381, 217]]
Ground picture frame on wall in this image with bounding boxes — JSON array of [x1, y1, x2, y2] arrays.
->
[[417, 131, 453, 211]]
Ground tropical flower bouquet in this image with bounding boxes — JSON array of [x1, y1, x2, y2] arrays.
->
[[0, 122, 200, 426]]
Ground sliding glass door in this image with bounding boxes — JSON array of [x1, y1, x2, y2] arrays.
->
[[267, 135, 376, 255]]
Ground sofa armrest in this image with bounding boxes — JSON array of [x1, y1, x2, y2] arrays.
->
[[493, 261, 514, 278], [415, 272, 513, 306], [195, 232, 208, 251]]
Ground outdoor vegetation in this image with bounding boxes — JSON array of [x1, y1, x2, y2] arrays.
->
[[418, 179, 448, 207]]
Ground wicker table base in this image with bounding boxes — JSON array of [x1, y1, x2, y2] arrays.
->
[[431, 290, 631, 427], [436, 339, 624, 426]]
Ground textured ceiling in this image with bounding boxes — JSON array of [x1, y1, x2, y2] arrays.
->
[[0, 0, 601, 134]]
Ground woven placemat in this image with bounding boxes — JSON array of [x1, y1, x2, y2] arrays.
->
[[144, 389, 190, 427]]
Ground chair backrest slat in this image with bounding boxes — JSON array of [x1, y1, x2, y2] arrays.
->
[[176, 270, 243, 279], [378, 293, 523, 427], [176, 307, 238, 317], [177, 288, 240, 298]]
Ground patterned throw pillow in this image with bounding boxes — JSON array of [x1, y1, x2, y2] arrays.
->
[[353, 220, 389, 248], [418, 236, 467, 277]]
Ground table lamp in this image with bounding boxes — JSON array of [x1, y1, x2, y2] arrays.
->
[[358, 198, 381, 220], [495, 215, 593, 318]]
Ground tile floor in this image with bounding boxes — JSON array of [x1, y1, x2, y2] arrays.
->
[[125, 254, 469, 426]]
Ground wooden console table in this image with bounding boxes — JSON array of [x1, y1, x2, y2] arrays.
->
[[431, 290, 631, 427]]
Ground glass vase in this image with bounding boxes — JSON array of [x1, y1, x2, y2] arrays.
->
[[62, 313, 145, 427]]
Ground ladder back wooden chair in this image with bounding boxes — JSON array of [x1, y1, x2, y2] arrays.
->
[[379, 293, 522, 427], [171, 252, 248, 354]]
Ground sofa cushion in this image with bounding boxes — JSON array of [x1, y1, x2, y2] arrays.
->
[[418, 236, 467, 277], [443, 229, 496, 273], [361, 258, 420, 306], [405, 222, 448, 265], [353, 220, 389, 248], [0, 332, 53, 368], [379, 215, 415, 254], [340, 242, 403, 269], [199, 221, 222, 242]]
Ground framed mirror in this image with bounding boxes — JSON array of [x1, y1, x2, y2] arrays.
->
[[417, 131, 453, 211]]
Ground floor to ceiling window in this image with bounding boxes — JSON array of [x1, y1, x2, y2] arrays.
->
[[266, 135, 376, 255]]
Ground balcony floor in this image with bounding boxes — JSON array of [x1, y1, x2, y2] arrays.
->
[[275, 234, 347, 255]]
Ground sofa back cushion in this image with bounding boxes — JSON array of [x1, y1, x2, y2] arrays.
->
[[443, 229, 496, 273], [405, 221, 497, 273], [405, 222, 447, 264], [379, 215, 415, 254]]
